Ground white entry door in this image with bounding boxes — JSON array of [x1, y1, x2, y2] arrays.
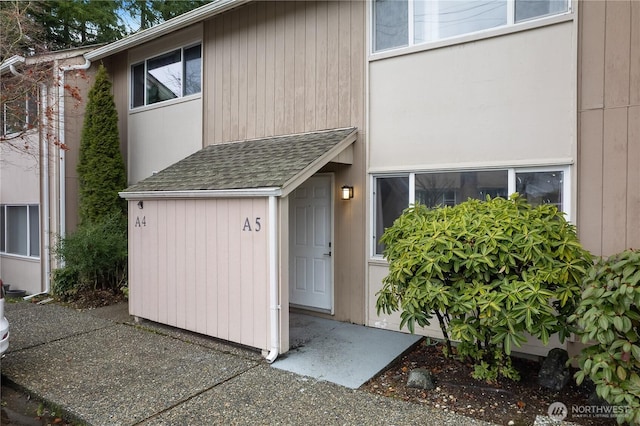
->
[[289, 175, 333, 311]]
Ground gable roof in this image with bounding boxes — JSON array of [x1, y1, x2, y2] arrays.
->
[[120, 127, 357, 199], [86, 0, 250, 61]]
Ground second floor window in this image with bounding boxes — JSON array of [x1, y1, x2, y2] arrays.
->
[[373, 0, 569, 53], [1, 89, 38, 136], [131, 43, 202, 108]]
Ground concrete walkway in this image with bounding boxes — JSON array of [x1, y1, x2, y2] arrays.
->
[[0, 301, 501, 425], [273, 313, 422, 389]]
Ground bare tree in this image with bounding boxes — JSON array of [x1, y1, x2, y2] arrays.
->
[[0, 1, 88, 159]]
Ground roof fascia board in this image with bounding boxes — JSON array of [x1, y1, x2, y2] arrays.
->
[[26, 47, 97, 65], [280, 129, 358, 197], [119, 187, 282, 200], [85, 0, 250, 61]]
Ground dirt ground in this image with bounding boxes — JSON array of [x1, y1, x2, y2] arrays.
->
[[362, 340, 617, 426], [1, 384, 72, 426]]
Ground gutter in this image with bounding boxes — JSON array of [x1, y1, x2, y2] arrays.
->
[[0, 55, 26, 75], [119, 188, 282, 200]]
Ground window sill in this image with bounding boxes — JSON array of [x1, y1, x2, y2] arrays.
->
[[0, 128, 38, 139], [129, 93, 201, 115], [368, 256, 389, 266], [369, 12, 574, 62], [0, 253, 40, 262]]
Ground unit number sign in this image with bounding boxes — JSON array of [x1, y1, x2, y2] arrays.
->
[[242, 217, 261, 232]]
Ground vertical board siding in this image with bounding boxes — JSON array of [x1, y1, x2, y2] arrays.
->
[[194, 200, 208, 334], [202, 1, 367, 325], [129, 198, 269, 351], [632, 3, 640, 106], [577, 110, 604, 252], [204, 1, 364, 142], [628, 106, 640, 246], [578, 0, 640, 255], [157, 201, 168, 325], [601, 109, 629, 254], [603, 1, 630, 108], [216, 201, 230, 340]]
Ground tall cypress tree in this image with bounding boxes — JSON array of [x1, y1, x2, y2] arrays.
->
[[77, 64, 127, 225]]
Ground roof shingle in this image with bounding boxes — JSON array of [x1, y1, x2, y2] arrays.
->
[[123, 127, 357, 193]]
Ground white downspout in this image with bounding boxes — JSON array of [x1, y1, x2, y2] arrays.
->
[[265, 195, 279, 363], [57, 57, 91, 245], [9, 60, 51, 299], [23, 83, 50, 301]]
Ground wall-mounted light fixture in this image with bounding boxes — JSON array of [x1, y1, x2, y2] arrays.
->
[[341, 185, 354, 200], [137, 200, 144, 209]]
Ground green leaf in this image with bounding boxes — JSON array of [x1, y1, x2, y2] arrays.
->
[[632, 345, 640, 362], [613, 316, 624, 332], [598, 315, 609, 330], [617, 365, 627, 381]]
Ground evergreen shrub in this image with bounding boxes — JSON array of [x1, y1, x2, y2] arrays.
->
[[376, 194, 592, 381], [570, 249, 640, 425]]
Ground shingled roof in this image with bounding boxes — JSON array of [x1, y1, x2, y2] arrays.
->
[[121, 127, 357, 196]]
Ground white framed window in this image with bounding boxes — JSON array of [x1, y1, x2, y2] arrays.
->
[[0, 204, 40, 258], [372, 166, 570, 256], [131, 43, 202, 108], [1, 89, 38, 136], [372, 0, 570, 53]]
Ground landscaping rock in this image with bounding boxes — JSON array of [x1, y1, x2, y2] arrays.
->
[[538, 348, 570, 391], [407, 368, 435, 390]]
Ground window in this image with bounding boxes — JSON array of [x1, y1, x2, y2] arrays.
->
[[516, 170, 563, 210], [375, 176, 410, 254], [372, 167, 568, 255], [131, 43, 202, 108], [372, 0, 569, 53], [415, 170, 508, 208], [0, 205, 40, 258], [1, 90, 38, 136]]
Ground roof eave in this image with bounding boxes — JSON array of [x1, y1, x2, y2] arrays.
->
[[280, 128, 358, 197], [0, 55, 26, 75], [86, 0, 251, 61], [119, 187, 282, 200]]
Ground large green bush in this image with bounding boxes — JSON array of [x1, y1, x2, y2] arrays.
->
[[53, 65, 128, 300], [570, 249, 640, 425], [52, 214, 127, 299], [376, 195, 592, 381], [77, 64, 127, 225]]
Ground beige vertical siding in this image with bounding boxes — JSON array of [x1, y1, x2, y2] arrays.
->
[[102, 52, 130, 181], [203, 1, 364, 141], [61, 61, 97, 233], [128, 198, 270, 351], [203, 1, 366, 324], [578, 0, 640, 255]]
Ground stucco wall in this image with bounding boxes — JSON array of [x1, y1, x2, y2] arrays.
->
[[0, 135, 41, 294], [369, 21, 576, 171]]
